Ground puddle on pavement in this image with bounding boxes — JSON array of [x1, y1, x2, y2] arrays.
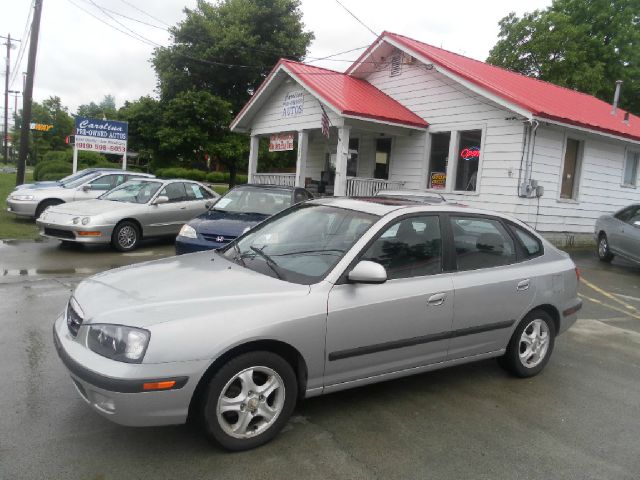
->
[[2, 267, 114, 277], [0, 239, 46, 246]]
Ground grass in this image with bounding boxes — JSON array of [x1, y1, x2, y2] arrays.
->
[[0, 170, 40, 240], [213, 185, 230, 195]]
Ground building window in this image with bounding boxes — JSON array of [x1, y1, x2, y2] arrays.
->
[[347, 138, 359, 177], [560, 138, 583, 199], [454, 130, 482, 191], [375, 138, 392, 180], [428, 132, 450, 189], [623, 150, 639, 187]]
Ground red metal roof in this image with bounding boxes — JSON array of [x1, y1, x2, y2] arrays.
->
[[382, 32, 640, 141], [280, 59, 428, 128]]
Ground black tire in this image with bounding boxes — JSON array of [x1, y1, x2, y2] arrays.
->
[[111, 220, 140, 252], [597, 233, 614, 262], [201, 351, 297, 451], [499, 309, 556, 378], [35, 199, 62, 219]]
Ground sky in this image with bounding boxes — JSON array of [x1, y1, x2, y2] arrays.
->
[[1, 0, 553, 116]]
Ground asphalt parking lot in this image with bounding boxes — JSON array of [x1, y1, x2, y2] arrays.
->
[[1, 240, 639, 479]]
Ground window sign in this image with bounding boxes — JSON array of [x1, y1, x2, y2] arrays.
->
[[282, 91, 304, 118], [430, 172, 446, 189], [269, 133, 295, 151], [455, 130, 482, 191]]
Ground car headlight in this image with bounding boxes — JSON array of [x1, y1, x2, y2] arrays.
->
[[87, 324, 150, 363], [81, 217, 91, 225], [179, 224, 198, 239], [11, 194, 34, 201]]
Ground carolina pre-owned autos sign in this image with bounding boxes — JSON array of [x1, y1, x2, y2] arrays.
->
[[74, 117, 128, 154]]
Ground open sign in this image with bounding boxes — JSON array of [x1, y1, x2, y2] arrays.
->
[[460, 147, 480, 160]]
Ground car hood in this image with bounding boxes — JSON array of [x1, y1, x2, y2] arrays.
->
[[72, 251, 310, 328], [189, 210, 270, 237], [46, 199, 138, 216], [16, 181, 60, 190]]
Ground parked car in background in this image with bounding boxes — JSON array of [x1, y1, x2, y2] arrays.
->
[[6, 169, 155, 219], [13, 168, 126, 191], [175, 184, 313, 254], [53, 198, 581, 451], [37, 179, 218, 251], [595, 204, 640, 265]]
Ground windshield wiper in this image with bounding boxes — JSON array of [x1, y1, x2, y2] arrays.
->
[[249, 245, 284, 280], [273, 249, 344, 256], [232, 242, 246, 267]]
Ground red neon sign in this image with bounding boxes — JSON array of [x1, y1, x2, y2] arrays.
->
[[460, 147, 480, 159]]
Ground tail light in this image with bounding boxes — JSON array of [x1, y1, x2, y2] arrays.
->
[[575, 267, 581, 282]]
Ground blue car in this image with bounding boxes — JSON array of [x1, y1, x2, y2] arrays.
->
[[175, 184, 313, 254]]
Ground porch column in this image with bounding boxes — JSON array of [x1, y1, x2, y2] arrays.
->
[[248, 134, 259, 183], [334, 126, 351, 196], [295, 130, 309, 187]]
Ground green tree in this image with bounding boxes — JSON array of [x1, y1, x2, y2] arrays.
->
[[77, 94, 119, 119], [118, 96, 163, 166], [153, 0, 314, 111], [487, 0, 640, 114]]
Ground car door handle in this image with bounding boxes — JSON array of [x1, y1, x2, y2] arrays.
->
[[516, 279, 530, 291], [427, 293, 446, 306], [180, 206, 187, 210]]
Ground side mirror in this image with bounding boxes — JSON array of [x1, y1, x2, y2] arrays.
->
[[633, 220, 640, 228], [153, 195, 169, 205], [81, 185, 91, 192], [205, 201, 214, 209], [347, 260, 387, 284]]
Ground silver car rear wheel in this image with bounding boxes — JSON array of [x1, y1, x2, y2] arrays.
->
[[499, 309, 556, 378], [216, 366, 285, 439], [597, 234, 614, 262], [518, 319, 550, 368]]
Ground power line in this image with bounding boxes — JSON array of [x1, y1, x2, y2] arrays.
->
[[9, 1, 33, 88], [89, 3, 166, 30], [84, 0, 162, 47], [334, 0, 378, 37], [117, 0, 171, 28], [306, 45, 369, 63]]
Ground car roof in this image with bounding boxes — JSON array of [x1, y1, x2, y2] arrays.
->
[[235, 184, 302, 192], [309, 197, 528, 225]]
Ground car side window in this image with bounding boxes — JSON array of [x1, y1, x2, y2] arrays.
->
[[294, 189, 308, 204], [451, 216, 516, 271], [159, 182, 187, 203], [361, 215, 442, 280], [185, 183, 213, 200], [89, 174, 124, 191], [508, 224, 543, 258], [627, 206, 640, 226]]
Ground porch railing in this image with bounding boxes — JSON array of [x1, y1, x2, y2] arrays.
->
[[252, 173, 296, 187], [346, 177, 406, 197]]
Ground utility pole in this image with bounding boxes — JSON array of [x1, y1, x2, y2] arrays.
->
[[16, 0, 43, 186], [2, 33, 19, 165], [9, 90, 20, 162]]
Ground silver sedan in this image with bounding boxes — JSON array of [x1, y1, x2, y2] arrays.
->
[[595, 204, 640, 265], [52, 198, 581, 451], [37, 179, 219, 251]]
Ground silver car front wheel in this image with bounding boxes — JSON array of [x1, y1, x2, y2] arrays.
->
[[597, 233, 614, 262], [111, 221, 140, 252], [202, 351, 297, 451]]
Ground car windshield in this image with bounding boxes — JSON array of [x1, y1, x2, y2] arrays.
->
[[221, 204, 378, 284], [63, 172, 102, 188], [58, 170, 96, 186], [100, 180, 162, 203], [213, 187, 293, 216]]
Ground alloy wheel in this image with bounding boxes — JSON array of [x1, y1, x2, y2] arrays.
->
[[117, 225, 137, 249], [518, 319, 550, 368], [598, 237, 608, 258], [216, 366, 285, 439]]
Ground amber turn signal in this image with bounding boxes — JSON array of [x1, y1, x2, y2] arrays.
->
[[77, 231, 102, 236], [142, 380, 176, 391]]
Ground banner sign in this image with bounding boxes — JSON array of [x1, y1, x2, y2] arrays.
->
[[30, 123, 54, 132], [269, 133, 295, 152], [74, 116, 128, 154], [282, 91, 304, 118], [430, 172, 446, 190]]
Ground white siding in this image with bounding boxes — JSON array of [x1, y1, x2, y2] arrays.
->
[[250, 81, 341, 136], [363, 52, 526, 214]]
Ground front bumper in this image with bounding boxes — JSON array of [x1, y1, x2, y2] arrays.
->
[[175, 235, 228, 255], [6, 198, 38, 217], [36, 219, 114, 244], [53, 314, 208, 426]]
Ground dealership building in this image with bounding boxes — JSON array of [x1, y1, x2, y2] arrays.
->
[[231, 31, 640, 245]]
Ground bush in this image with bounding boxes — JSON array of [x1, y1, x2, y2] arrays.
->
[[34, 160, 71, 181], [154, 167, 207, 181], [205, 172, 248, 184]]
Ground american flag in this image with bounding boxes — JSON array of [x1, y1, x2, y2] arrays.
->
[[320, 104, 330, 139]]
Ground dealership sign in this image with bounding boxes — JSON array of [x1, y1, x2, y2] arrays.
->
[[282, 91, 304, 118], [74, 117, 128, 154], [269, 133, 295, 152]]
